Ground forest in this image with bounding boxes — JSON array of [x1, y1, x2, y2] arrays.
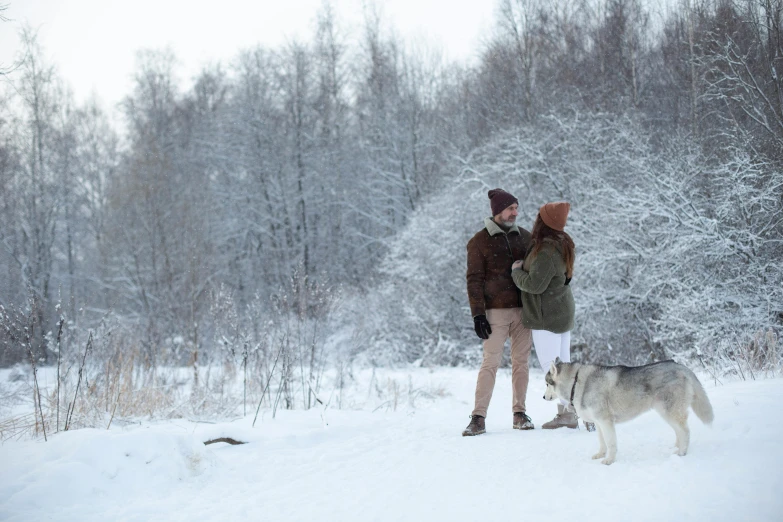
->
[[0, 0, 781, 425]]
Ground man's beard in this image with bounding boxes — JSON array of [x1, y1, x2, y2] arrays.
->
[[500, 218, 515, 228]]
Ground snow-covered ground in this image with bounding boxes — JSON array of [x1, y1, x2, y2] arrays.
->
[[1, 367, 781, 521]]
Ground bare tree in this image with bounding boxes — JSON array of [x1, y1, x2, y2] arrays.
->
[[5, 27, 68, 361], [698, 0, 783, 156], [0, 4, 20, 76], [497, 0, 544, 120]]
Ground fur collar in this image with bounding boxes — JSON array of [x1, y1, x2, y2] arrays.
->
[[484, 217, 520, 237]]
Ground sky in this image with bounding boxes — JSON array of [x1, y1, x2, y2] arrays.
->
[[0, 0, 496, 110]]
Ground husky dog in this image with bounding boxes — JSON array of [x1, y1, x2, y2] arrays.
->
[[544, 358, 714, 465]]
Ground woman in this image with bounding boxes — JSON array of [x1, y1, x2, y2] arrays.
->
[[511, 201, 579, 430]]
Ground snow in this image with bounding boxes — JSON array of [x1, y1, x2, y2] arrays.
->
[[1, 368, 782, 521]]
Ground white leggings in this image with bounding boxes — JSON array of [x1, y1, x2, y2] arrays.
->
[[532, 329, 571, 406]]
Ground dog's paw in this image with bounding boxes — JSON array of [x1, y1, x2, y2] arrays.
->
[[674, 448, 687, 457], [591, 452, 606, 460], [601, 457, 615, 465]]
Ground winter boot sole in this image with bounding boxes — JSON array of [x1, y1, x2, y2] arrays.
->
[[462, 429, 486, 436]]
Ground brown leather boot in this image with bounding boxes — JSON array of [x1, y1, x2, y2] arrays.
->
[[513, 412, 534, 430], [462, 415, 486, 436], [541, 404, 578, 429]]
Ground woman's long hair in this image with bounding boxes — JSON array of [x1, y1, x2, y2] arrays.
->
[[529, 214, 575, 278]]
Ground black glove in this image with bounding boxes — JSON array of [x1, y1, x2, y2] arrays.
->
[[473, 315, 492, 340]]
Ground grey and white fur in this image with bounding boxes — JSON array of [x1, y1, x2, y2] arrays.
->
[[544, 358, 714, 465]]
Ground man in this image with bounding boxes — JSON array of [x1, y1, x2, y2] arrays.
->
[[463, 188, 534, 436]]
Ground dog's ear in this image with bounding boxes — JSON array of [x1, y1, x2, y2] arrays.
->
[[550, 360, 558, 377], [554, 356, 561, 365]]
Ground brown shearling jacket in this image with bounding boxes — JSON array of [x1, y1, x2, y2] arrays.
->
[[467, 217, 532, 317]]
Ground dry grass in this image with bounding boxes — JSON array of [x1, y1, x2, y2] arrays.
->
[[697, 329, 781, 383]]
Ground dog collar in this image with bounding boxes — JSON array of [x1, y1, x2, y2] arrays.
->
[[569, 369, 580, 408]]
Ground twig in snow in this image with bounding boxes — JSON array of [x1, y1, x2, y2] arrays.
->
[[203, 437, 246, 446], [24, 304, 46, 441], [65, 331, 93, 431], [27, 347, 46, 441], [55, 317, 64, 433], [697, 353, 722, 386], [107, 385, 121, 430], [252, 343, 284, 427]]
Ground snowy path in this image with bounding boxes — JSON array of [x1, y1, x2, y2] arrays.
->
[[1, 368, 782, 521]]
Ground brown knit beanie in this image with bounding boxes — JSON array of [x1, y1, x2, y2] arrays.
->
[[539, 201, 570, 231], [488, 189, 518, 216]]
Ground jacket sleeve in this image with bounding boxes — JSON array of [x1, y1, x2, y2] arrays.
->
[[466, 236, 486, 317], [512, 250, 555, 295]]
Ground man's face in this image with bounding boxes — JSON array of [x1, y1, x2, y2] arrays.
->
[[495, 203, 518, 227]]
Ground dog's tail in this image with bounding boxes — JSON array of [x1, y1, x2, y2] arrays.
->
[[687, 370, 714, 425]]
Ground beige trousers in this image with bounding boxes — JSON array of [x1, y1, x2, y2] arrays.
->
[[472, 308, 532, 418]]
